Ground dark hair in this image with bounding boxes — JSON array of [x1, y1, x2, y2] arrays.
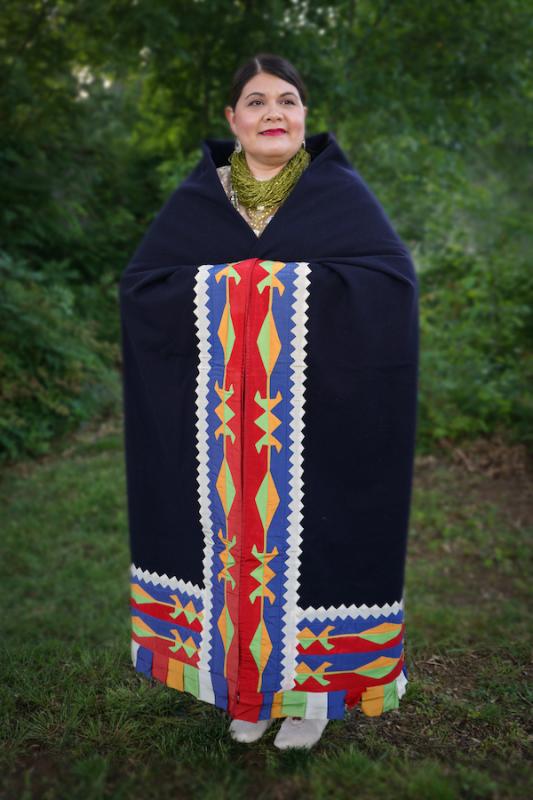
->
[[227, 53, 308, 109]]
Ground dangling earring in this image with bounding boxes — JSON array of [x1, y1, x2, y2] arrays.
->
[[301, 138, 306, 149], [234, 137, 242, 153]]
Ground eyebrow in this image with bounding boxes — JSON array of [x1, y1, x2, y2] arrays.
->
[[244, 91, 298, 99]]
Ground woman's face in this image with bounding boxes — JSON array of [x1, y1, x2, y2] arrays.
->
[[225, 72, 307, 167]]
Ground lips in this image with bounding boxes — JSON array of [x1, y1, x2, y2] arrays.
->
[[259, 129, 287, 136]]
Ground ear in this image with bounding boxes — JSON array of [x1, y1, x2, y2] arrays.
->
[[224, 106, 237, 136], [303, 106, 308, 118]]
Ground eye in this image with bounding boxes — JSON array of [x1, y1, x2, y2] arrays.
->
[[247, 98, 296, 106]]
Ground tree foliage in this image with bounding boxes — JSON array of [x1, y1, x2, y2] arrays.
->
[[1, 0, 531, 462]]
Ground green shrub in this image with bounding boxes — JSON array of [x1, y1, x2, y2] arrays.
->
[[417, 242, 532, 451], [0, 252, 121, 464]]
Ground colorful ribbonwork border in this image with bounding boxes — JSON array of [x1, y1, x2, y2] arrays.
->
[[129, 258, 409, 721]]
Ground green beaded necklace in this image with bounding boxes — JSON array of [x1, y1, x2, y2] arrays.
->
[[228, 146, 310, 211]]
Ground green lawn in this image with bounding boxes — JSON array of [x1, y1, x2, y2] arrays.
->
[[1, 421, 531, 800]]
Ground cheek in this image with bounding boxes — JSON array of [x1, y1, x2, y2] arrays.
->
[[236, 112, 258, 136], [288, 110, 305, 130]]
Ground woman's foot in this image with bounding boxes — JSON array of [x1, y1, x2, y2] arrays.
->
[[229, 717, 274, 743], [273, 716, 329, 750]]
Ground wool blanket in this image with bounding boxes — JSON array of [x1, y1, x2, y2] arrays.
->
[[118, 131, 419, 721]]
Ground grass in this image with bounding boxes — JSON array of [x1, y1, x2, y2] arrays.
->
[[1, 420, 532, 799]]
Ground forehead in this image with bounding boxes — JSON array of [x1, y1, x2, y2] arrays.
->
[[240, 72, 299, 99]]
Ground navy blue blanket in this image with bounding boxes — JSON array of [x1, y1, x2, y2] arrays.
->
[[118, 131, 419, 721]]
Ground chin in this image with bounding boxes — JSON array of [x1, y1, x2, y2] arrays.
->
[[257, 137, 293, 152], [262, 148, 293, 161]]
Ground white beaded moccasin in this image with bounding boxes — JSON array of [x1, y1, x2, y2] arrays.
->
[[273, 717, 330, 750], [229, 717, 274, 743]]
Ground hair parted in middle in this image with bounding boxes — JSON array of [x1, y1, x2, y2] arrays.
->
[[227, 53, 308, 110]]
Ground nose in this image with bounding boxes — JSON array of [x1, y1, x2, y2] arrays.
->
[[264, 103, 283, 120]]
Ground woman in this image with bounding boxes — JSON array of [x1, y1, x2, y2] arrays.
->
[[119, 53, 419, 751]]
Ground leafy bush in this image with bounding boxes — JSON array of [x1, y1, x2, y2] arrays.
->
[[417, 242, 533, 452], [0, 252, 121, 464]]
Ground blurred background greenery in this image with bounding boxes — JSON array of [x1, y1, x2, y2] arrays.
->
[[1, 0, 531, 465]]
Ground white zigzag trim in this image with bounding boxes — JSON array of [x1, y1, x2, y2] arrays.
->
[[296, 598, 404, 622], [396, 668, 408, 699], [193, 264, 217, 671], [130, 563, 202, 598], [280, 262, 311, 691]]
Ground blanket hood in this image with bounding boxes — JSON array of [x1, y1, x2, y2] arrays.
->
[[121, 130, 413, 277]]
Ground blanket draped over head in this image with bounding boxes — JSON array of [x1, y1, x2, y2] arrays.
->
[[118, 131, 419, 722]]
